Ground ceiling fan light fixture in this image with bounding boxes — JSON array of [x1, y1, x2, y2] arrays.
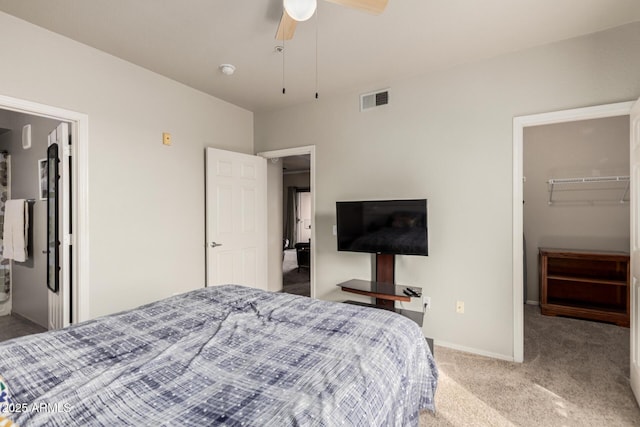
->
[[283, 0, 317, 22]]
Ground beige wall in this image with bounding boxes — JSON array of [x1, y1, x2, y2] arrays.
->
[[523, 116, 630, 303], [255, 23, 640, 359], [0, 111, 62, 327], [0, 12, 254, 318]]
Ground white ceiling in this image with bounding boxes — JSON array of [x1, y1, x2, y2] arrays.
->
[[1, 0, 639, 113]]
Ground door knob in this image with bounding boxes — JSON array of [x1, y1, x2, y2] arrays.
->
[[210, 242, 223, 248]]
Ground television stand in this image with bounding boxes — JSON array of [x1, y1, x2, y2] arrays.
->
[[337, 279, 424, 327]]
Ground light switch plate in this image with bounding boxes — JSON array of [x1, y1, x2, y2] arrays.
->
[[22, 124, 31, 149], [162, 132, 171, 146]]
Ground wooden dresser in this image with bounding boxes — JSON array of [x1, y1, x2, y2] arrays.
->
[[539, 248, 630, 327]]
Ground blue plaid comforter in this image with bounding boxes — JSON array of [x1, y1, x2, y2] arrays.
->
[[0, 285, 437, 426]]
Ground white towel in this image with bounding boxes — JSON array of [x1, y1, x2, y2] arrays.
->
[[2, 199, 28, 262]]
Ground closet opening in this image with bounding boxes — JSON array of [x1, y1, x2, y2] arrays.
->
[[512, 101, 634, 363]]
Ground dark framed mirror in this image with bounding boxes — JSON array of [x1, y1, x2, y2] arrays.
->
[[47, 143, 59, 293]]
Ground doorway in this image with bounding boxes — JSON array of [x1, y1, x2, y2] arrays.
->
[[282, 157, 311, 297], [258, 146, 316, 299], [0, 110, 65, 332], [512, 101, 634, 363], [0, 94, 89, 328]]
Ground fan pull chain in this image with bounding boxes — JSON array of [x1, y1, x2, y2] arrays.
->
[[282, 36, 286, 95], [315, 7, 319, 99]]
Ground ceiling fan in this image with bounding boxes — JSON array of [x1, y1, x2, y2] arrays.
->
[[275, 0, 389, 40]]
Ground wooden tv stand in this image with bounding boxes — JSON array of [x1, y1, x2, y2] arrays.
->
[[337, 279, 424, 326], [539, 248, 629, 327], [336, 254, 432, 353]]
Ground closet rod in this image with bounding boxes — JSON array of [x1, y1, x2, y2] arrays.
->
[[548, 175, 630, 205], [547, 175, 630, 185]]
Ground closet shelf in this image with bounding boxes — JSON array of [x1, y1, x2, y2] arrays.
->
[[547, 175, 630, 205]]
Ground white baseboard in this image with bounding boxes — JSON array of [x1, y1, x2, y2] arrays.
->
[[526, 300, 539, 306], [434, 339, 515, 362]]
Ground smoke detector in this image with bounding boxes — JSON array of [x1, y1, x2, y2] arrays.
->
[[219, 64, 236, 76]]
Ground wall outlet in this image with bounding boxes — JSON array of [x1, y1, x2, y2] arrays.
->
[[456, 301, 465, 314], [424, 296, 431, 310]]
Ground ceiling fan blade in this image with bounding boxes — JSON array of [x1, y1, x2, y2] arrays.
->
[[323, 0, 389, 15], [275, 11, 297, 40]]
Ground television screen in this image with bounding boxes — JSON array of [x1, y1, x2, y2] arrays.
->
[[336, 199, 428, 256]]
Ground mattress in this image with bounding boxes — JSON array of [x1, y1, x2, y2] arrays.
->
[[0, 285, 437, 426]]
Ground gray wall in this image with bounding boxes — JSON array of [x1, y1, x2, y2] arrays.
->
[[0, 111, 61, 327], [0, 11, 254, 319], [523, 116, 630, 303], [255, 23, 640, 359]]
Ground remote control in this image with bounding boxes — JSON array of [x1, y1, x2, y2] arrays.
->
[[404, 288, 420, 297]]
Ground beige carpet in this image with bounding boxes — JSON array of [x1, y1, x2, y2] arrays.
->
[[420, 305, 640, 426]]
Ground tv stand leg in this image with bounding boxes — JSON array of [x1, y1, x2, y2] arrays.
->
[[376, 253, 395, 284], [375, 253, 396, 307]]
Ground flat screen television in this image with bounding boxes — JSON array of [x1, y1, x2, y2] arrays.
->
[[336, 199, 428, 256]]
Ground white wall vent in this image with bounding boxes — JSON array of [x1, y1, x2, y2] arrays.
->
[[360, 89, 389, 111]]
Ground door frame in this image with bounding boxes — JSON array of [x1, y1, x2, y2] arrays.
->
[[512, 101, 634, 362], [0, 94, 89, 325], [258, 146, 316, 298]]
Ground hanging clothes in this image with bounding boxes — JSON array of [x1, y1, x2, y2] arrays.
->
[[2, 199, 28, 262]]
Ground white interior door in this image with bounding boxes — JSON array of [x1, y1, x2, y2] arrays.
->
[[206, 148, 267, 290], [297, 191, 312, 243], [47, 122, 71, 330], [630, 97, 640, 404]]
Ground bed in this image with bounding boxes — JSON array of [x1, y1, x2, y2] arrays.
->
[[0, 285, 437, 426]]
